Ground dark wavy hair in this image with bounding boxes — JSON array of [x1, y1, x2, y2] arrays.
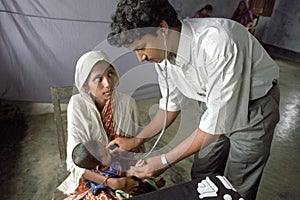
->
[[107, 0, 181, 47]]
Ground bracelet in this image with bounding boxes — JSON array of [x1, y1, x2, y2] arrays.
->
[[161, 154, 172, 168], [103, 176, 111, 187]]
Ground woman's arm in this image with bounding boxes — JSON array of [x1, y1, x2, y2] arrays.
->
[[107, 109, 180, 151], [246, 10, 254, 27], [82, 169, 146, 194], [231, 10, 239, 20]]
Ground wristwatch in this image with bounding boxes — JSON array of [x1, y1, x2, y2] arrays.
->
[[161, 154, 172, 168]]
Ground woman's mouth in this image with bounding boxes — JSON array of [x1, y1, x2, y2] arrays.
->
[[103, 90, 113, 96]]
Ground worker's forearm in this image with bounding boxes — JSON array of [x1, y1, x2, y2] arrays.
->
[[166, 128, 219, 165], [136, 109, 179, 143]]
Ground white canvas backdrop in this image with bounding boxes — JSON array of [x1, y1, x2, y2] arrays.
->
[[2, 0, 298, 102], [0, 0, 160, 102]]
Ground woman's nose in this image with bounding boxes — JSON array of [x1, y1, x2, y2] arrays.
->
[[135, 51, 146, 62], [102, 77, 111, 88]]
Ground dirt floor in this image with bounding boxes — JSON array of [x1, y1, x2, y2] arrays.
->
[[0, 98, 194, 200]]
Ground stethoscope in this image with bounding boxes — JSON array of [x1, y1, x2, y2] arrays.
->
[[140, 31, 169, 160], [108, 32, 169, 164]]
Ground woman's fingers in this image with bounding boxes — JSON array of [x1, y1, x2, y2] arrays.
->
[[106, 140, 122, 154], [106, 137, 135, 152]]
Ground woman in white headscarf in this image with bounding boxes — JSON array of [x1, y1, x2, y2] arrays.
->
[[57, 51, 145, 199]]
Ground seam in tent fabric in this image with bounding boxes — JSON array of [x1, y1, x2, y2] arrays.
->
[[0, 9, 111, 23]]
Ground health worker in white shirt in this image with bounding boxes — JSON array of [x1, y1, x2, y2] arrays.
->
[[107, 0, 280, 199]]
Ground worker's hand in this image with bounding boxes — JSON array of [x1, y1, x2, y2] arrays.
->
[[128, 155, 167, 178], [106, 136, 142, 153], [107, 176, 157, 195]]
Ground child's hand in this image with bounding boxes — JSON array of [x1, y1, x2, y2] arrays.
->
[[135, 159, 146, 167]]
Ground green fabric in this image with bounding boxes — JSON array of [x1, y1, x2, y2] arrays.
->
[[115, 178, 158, 199]]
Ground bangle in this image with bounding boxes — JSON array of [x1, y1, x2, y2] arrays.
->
[[161, 154, 172, 168], [103, 176, 111, 187]]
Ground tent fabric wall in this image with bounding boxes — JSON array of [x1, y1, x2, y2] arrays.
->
[[173, 0, 300, 53], [1, 0, 299, 102], [0, 0, 160, 102]]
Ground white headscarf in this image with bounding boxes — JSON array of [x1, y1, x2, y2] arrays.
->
[[74, 51, 111, 91]]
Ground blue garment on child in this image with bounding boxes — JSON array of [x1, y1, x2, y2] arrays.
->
[[85, 161, 121, 196]]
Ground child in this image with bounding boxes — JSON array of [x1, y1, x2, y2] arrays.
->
[[72, 140, 165, 198]]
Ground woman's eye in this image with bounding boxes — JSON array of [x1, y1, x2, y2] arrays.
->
[[95, 76, 102, 82], [108, 71, 115, 77]]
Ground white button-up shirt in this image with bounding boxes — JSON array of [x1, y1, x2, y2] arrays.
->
[[156, 18, 279, 135]]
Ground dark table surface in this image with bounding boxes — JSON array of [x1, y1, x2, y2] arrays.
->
[[129, 174, 242, 200]]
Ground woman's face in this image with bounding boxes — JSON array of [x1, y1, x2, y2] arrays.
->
[[239, 2, 246, 10], [87, 61, 118, 106], [200, 9, 211, 17]]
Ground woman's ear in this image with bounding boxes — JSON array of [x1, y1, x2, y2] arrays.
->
[[83, 85, 94, 98], [82, 82, 89, 93]]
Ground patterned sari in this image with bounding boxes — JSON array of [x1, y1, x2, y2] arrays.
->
[[101, 98, 119, 141], [65, 99, 119, 200]]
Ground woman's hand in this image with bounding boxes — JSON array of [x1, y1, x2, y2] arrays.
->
[[128, 156, 167, 178], [107, 176, 156, 195], [107, 137, 143, 153]]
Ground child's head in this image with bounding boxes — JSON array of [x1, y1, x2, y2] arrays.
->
[[72, 140, 111, 170]]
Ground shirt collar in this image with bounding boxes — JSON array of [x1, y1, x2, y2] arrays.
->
[[173, 20, 192, 67]]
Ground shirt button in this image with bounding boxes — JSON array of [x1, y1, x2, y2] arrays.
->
[[197, 92, 206, 97], [197, 88, 206, 97]]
